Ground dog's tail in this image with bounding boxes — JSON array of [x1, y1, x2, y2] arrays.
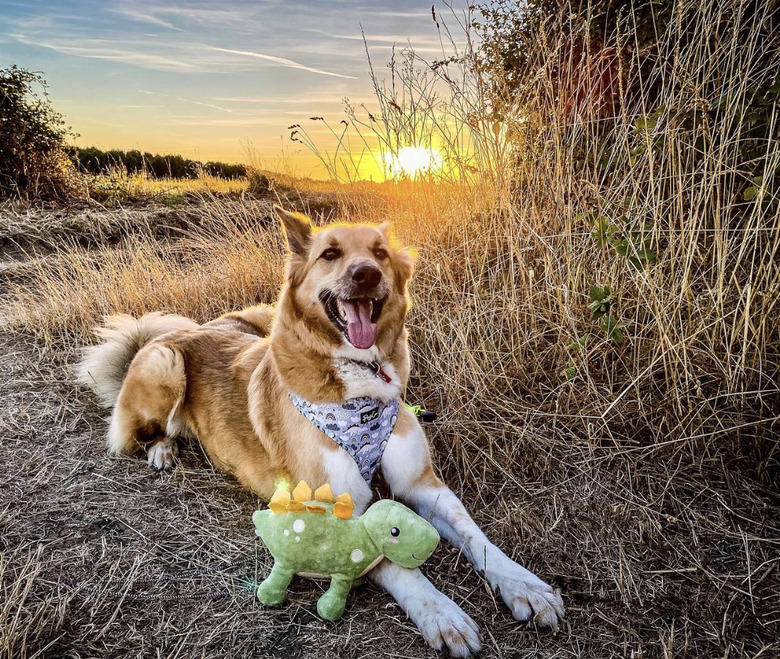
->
[[76, 312, 198, 408]]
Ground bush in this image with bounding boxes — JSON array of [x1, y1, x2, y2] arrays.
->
[[0, 65, 79, 200]]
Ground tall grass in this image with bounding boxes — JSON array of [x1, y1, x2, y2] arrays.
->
[[283, 1, 780, 479], [1, 2, 779, 653]]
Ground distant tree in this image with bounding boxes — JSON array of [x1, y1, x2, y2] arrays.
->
[[0, 65, 77, 199], [70, 146, 247, 179]]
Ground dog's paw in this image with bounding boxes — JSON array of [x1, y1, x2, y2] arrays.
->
[[486, 561, 565, 628], [146, 437, 178, 471], [407, 590, 481, 657]]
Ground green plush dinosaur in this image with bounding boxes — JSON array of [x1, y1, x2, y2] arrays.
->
[[252, 481, 440, 620]]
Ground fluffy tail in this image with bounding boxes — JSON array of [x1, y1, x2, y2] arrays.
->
[[77, 312, 198, 408]]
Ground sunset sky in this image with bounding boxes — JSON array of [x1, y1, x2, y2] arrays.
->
[[0, 0, 464, 176]]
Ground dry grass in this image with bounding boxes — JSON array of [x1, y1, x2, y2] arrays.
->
[[1, 0, 779, 657], [86, 170, 249, 206]]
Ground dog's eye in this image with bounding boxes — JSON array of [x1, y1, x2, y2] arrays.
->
[[374, 247, 388, 260], [320, 248, 342, 261], [390, 527, 400, 537]]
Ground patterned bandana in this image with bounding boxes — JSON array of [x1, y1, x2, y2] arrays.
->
[[289, 393, 399, 484]]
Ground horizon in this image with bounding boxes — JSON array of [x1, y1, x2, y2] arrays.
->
[[0, 0, 465, 178]]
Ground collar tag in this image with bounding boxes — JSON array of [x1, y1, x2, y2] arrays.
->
[[348, 359, 393, 384]]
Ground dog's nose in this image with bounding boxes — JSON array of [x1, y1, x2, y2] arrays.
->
[[351, 264, 382, 289]]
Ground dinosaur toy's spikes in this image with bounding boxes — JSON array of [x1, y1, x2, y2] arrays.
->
[[292, 481, 312, 502], [333, 492, 354, 519], [269, 488, 291, 514], [269, 482, 353, 517], [314, 483, 334, 503]]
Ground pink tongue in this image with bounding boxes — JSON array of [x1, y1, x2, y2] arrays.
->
[[342, 299, 376, 349]]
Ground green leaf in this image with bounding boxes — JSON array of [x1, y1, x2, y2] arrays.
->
[[600, 315, 627, 344], [565, 335, 590, 351], [589, 285, 609, 303], [561, 358, 578, 380], [744, 186, 757, 201]]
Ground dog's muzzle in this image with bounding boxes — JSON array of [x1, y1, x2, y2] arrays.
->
[[320, 290, 387, 350]]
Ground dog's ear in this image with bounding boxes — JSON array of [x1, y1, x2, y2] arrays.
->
[[393, 246, 417, 293], [378, 221, 416, 292], [274, 206, 312, 257]]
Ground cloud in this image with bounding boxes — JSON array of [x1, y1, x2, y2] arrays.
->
[[11, 34, 198, 71], [207, 46, 357, 79], [109, 7, 183, 31], [137, 89, 233, 113]]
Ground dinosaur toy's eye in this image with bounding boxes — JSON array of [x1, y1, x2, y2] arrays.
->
[[390, 527, 400, 537]]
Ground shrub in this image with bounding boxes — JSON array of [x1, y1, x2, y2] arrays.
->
[[0, 65, 79, 200]]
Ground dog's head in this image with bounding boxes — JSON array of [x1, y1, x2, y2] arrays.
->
[[275, 206, 414, 354]]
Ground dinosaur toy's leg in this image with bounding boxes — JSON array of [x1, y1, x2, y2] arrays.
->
[[316, 573, 353, 621], [256, 562, 295, 606]]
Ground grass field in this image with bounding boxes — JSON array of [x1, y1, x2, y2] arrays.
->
[[2, 1, 779, 657], [1, 167, 778, 658]]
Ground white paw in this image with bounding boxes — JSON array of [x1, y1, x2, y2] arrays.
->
[[146, 437, 178, 471], [486, 560, 565, 628], [408, 590, 481, 657]]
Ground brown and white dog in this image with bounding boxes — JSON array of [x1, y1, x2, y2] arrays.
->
[[78, 207, 565, 656]]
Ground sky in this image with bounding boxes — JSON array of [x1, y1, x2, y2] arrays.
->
[[0, 0, 469, 176]]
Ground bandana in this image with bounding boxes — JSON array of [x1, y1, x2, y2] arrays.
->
[[289, 393, 399, 484]]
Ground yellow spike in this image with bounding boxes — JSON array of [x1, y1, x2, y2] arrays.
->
[[287, 500, 306, 513], [333, 492, 354, 519], [306, 504, 327, 514], [314, 483, 334, 503], [292, 481, 312, 502], [333, 502, 354, 520], [335, 492, 353, 507], [269, 488, 291, 514]]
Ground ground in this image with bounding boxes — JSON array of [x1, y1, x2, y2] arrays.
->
[[1, 196, 778, 659]]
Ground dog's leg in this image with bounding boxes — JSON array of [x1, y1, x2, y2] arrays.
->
[[369, 559, 481, 657], [381, 412, 565, 631], [107, 343, 186, 471]]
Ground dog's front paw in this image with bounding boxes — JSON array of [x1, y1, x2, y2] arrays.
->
[[487, 561, 565, 629], [408, 590, 481, 657], [146, 437, 178, 471]]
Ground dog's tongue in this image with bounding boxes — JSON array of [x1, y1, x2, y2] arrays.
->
[[342, 299, 376, 349]]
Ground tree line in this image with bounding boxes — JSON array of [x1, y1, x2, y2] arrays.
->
[[69, 146, 247, 179]]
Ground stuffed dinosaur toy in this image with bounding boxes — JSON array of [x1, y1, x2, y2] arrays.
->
[[252, 481, 440, 620]]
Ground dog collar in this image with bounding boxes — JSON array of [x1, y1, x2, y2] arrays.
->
[[289, 393, 399, 484], [345, 359, 393, 384]]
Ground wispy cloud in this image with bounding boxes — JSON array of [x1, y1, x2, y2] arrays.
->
[[207, 46, 357, 79], [138, 89, 233, 113], [12, 34, 198, 71], [109, 7, 183, 31], [111, 3, 255, 29], [211, 93, 349, 106]]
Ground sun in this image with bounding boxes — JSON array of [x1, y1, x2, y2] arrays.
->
[[386, 146, 443, 179]]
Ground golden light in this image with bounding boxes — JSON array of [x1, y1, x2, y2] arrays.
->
[[385, 146, 443, 179]]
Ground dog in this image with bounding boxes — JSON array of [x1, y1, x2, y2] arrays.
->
[[78, 206, 565, 656]]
